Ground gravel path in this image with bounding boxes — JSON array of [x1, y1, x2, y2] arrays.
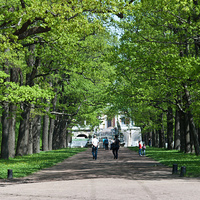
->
[[0, 148, 200, 200]]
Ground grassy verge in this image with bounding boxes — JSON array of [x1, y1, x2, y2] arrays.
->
[[129, 147, 200, 177], [0, 148, 87, 179]]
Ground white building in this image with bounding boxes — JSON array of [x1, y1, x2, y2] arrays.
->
[[71, 115, 142, 147], [97, 114, 142, 147]]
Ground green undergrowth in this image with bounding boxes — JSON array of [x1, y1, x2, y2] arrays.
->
[[129, 147, 200, 177], [0, 148, 86, 179]]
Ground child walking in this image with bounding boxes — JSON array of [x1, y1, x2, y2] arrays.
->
[[142, 143, 146, 156]]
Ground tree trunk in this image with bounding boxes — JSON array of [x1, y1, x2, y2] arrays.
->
[[59, 118, 67, 148], [28, 117, 33, 155], [42, 105, 50, 151], [52, 117, 60, 150], [180, 110, 186, 152], [1, 104, 16, 159], [184, 85, 200, 155], [158, 114, 165, 148], [167, 106, 173, 150], [174, 109, 181, 150], [66, 130, 72, 147], [152, 129, 156, 147], [1, 68, 17, 159], [48, 118, 55, 150], [48, 94, 57, 150], [185, 112, 191, 153], [32, 115, 41, 153], [8, 68, 19, 158], [198, 127, 200, 148], [8, 104, 16, 158], [16, 104, 30, 156], [1, 103, 10, 159]]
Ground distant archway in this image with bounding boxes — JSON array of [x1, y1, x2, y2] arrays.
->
[[77, 134, 88, 138]]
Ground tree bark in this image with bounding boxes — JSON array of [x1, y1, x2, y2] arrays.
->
[[184, 85, 200, 155], [185, 112, 191, 153], [174, 109, 181, 150], [59, 118, 67, 148], [48, 118, 55, 150], [48, 93, 57, 150], [32, 115, 41, 153], [66, 130, 72, 147], [158, 114, 165, 148], [28, 117, 33, 155], [1, 103, 10, 159], [8, 104, 16, 158], [167, 106, 173, 150], [198, 127, 200, 148], [52, 117, 60, 150], [1, 67, 17, 159], [180, 110, 186, 152], [42, 105, 50, 151], [152, 129, 156, 147], [16, 104, 30, 156], [152, 129, 159, 148]]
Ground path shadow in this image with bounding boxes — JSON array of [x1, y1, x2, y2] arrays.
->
[[6, 147, 181, 184]]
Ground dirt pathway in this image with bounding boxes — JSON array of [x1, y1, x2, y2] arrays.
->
[[0, 148, 200, 200], [19, 147, 173, 183]]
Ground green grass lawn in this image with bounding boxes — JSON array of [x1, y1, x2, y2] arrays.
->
[[0, 148, 86, 179], [129, 147, 200, 177]]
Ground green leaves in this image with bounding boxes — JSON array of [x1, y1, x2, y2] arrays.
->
[[109, 0, 200, 131], [1, 82, 53, 104]]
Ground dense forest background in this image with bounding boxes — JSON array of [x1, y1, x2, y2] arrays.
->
[[1, 0, 200, 159]]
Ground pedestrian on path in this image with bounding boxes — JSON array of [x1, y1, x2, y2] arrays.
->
[[148, 138, 151, 147], [138, 141, 142, 156], [142, 143, 146, 156], [92, 135, 99, 160], [104, 137, 109, 150], [112, 135, 120, 159]]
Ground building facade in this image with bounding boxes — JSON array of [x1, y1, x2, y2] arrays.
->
[[71, 114, 142, 147]]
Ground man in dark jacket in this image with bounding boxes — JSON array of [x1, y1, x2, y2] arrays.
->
[[112, 135, 120, 159], [104, 137, 109, 150]]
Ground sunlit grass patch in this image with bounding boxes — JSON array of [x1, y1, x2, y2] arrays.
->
[[0, 148, 86, 179], [129, 147, 200, 177]]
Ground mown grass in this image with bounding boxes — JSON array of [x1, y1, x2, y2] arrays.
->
[[129, 147, 200, 177], [0, 148, 86, 179]]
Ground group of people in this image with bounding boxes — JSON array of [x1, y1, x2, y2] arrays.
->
[[92, 135, 148, 160], [138, 141, 146, 156], [92, 135, 120, 160]]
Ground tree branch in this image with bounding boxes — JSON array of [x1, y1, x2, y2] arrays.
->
[[16, 26, 51, 40], [20, 0, 26, 9]]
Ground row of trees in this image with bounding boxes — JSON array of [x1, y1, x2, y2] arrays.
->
[[108, 0, 200, 155], [1, 0, 200, 159], [0, 0, 134, 159]]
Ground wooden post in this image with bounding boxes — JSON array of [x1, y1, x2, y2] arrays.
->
[[7, 169, 13, 179], [180, 166, 186, 177], [172, 164, 178, 174]]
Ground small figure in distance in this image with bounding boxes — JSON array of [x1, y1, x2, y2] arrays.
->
[[112, 135, 120, 159], [102, 138, 105, 149], [142, 143, 146, 156], [92, 135, 99, 160], [138, 141, 142, 156], [104, 137, 109, 150], [148, 138, 151, 147]]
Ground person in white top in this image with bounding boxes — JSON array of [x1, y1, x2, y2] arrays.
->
[[92, 135, 99, 160]]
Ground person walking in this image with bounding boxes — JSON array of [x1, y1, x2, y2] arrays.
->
[[148, 138, 151, 147], [104, 137, 109, 150], [112, 135, 120, 159], [142, 143, 146, 156], [138, 141, 142, 156], [92, 135, 99, 160]]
